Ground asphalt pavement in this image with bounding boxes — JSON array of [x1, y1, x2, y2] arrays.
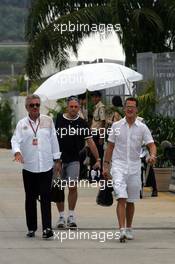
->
[[1, 149, 175, 264]]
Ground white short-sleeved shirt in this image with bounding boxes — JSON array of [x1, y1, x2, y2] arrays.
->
[[108, 117, 154, 173], [11, 114, 61, 173]]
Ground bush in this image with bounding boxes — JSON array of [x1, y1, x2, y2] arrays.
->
[[0, 99, 13, 148], [145, 114, 175, 167]]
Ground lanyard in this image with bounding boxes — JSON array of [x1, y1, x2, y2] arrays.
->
[[29, 118, 40, 137]]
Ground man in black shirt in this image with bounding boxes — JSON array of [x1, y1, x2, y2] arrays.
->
[[55, 96, 100, 228]]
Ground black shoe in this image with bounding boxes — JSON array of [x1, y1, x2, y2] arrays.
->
[[26, 231, 35, 237], [151, 190, 158, 197], [42, 228, 53, 239], [140, 190, 143, 199]]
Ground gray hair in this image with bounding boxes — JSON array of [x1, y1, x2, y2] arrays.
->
[[25, 94, 40, 106]]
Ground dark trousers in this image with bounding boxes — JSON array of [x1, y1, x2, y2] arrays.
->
[[22, 169, 53, 231], [141, 158, 157, 191], [146, 165, 157, 191]]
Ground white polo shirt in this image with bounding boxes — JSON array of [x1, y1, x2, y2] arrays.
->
[[108, 117, 154, 174], [11, 114, 61, 173]]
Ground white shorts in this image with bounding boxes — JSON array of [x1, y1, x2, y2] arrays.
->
[[111, 166, 141, 203]]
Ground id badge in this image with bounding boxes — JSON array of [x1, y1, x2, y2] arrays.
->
[[32, 137, 38, 146]]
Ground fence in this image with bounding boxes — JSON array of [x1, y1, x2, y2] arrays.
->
[[137, 52, 175, 117]]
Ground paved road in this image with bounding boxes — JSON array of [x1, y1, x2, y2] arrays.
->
[[0, 149, 175, 264]]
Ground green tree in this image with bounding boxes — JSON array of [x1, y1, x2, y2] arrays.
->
[[137, 80, 157, 118], [26, 0, 110, 78], [0, 1, 30, 41], [0, 99, 13, 148], [0, 48, 27, 63], [26, 0, 175, 78], [0, 1, 30, 7]]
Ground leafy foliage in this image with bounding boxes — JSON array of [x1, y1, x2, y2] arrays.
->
[[0, 99, 13, 148], [0, 48, 27, 63], [0, 6, 28, 42], [26, 0, 175, 78], [137, 80, 157, 118], [47, 98, 67, 122], [0, 78, 13, 93], [111, 0, 165, 66], [0, 74, 43, 94], [146, 114, 175, 167], [136, 79, 175, 167], [0, 0, 30, 7], [26, 1, 110, 78]]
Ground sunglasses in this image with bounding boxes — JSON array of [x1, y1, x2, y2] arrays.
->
[[125, 106, 137, 109], [67, 96, 79, 102], [29, 103, 40, 108]]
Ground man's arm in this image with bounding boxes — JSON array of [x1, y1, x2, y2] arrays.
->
[[51, 119, 62, 175], [51, 119, 62, 159], [99, 106, 106, 144], [86, 137, 101, 169], [146, 142, 157, 165], [11, 121, 24, 163], [103, 142, 115, 179]]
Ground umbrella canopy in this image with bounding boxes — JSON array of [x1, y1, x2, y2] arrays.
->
[[34, 63, 142, 100]]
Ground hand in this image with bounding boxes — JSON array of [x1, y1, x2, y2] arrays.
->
[[147, 155, 156, 165], [93, 160, 101, 170], [14, 152, 24, 163], [102, 164, 111, 180], [54, 160, 62, 176]]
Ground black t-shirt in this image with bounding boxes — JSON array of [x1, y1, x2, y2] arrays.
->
[[55, 114, 92, 162]]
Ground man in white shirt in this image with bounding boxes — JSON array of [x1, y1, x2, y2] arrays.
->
[[11, 94, 61, 239], [103, 97, 156, 242]]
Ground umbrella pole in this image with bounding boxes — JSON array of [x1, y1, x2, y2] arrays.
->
[[119, 68, 132, 95]]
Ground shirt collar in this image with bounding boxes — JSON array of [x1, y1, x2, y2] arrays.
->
[[135, 118, 140, 126], [63, 113, 80, 121], [123, 117, 139, 127], [28, 114, 40, 123]]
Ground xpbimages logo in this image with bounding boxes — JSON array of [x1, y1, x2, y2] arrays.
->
[[56, 126, 120, 138], [54, 22, 121, 35], [53, 229, 120, 243], [52, 178, 114, 190]]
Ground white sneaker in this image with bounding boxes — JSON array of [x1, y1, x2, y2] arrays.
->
[[126, 228, 134, 240], [67, 215, 77, 228], [56, 216, 66, 229], [119, 228, 126, 242]]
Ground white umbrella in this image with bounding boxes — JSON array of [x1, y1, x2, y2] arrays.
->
[[34, 63, 142, 100]]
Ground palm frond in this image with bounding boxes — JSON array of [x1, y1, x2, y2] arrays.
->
[[26, 0, 110, 41], [26, 4, 111, 78], [137, 80, 157, 118], [132, 8, 163, 32]]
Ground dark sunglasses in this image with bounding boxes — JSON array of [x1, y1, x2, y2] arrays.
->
[[67, 96, 79, 103], [29, 103, 40, 108]]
